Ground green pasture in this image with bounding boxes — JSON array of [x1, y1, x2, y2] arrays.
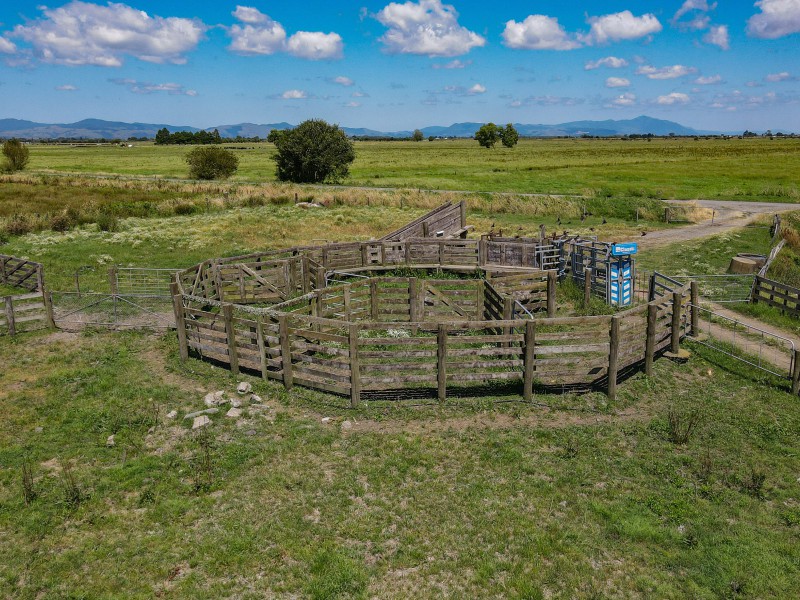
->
[[26, 137, 800, 201]]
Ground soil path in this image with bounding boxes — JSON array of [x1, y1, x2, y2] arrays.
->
[[637, 200, 800, 248]]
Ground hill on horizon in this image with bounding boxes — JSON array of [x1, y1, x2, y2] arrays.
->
[[0, 115, 733, 140]]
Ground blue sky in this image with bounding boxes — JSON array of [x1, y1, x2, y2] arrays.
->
[[0, 1, 798, 131]]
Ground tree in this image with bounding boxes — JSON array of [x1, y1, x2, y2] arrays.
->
[[267, 129, 285, 144], [155, 128, 170, 145], [2, 139, 30, 172], [273, 119, 355, 184], [185, 146, 239, 180], [475, 123, 500, 149], [412, 129, 424, 142], [500, 123, 519, 148]]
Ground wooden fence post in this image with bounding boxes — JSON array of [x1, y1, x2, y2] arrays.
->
[[223, 303, 239, 375], [408, 278, 419, 323], [690, 281, 699, 337], [4, 296, 16, 336], [437, 324, 447, 401], [302, 256, 311, 293], [584, 268, 592, 308], [671, 291, 682, 354], [645, 303, 657, 376], [171, 288, 189, 361], [607, 315, 621, 399], [648, 273, 656, 302], [343, 283, 352, 320], [360, 243, 369, 268], [279, 315, 293, 390], [370, 280, 379, 320], [108, 267, 118, 295], [256, 317, 268, 381], [523, 320, 536, 402], [547, 270, 557, 317], [479, 237, 488, 266], [36, 266, 45, 293], [751, 276, 760, 305], [503, 297, 514, 347], [460, 200, 467, 229], [349, 324, 361, 408], [792, 349, 800, 395], [0, 256, 7, 284], [43, 290, 56, 329], [476, 279, 485, 320]]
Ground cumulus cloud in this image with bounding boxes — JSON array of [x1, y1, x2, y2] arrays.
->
[[344, 101, 361, 107], [55, 84, 78, 91], [11, 1, 206, 67], [703, 25, 730, 49], [606, 77, 630, 88], [227, 8, 286, 55], [432, 59, 470, 69], [0, 36, 16, 54], [581, 11, 662, 45], [695, 74, 724, 84], [281, 89, 308, 99], [657, 92, 691, 105], [375, 0, 486, 57], [286, 31, 343, 60], [609, 92, 636, 107], [672, 0, 716, 30], [636, 64, 697, 79], [502, 15, 580, 50], [227, 7, 342, 59], [707, 89, 796, 111], [467, 83, 486, 94], [585, 56, 628, 70], [331, 76, 354, 86], [747, 0, 800, 39], [110, 78, 198, 96], [766, 71, 798, 82]]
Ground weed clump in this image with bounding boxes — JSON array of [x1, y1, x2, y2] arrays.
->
[[667, 407, 702, 444]]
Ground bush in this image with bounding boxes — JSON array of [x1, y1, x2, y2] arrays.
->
[[475, 123, 500, 149], [501, 123, 519, 148], [50, 211, 76, 232], [2, 139, 30, 172], [4, 215, 33, 236], [186, 147, 239, 180], [273, 119, 355, 184], [95, 212, 120, 232], [173, 202, 197, 215]]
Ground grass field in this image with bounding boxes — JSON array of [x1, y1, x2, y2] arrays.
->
[[25, 137, 800, 201]]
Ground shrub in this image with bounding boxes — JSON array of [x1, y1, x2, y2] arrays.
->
[[186, 147, 239, 180], [50, 211, 75, 232], [501, 123, 519, 148], [273, 119, 355, 184], [667, 407, 702, 444], [173, 202, 197, 215], [2, 139, 30, 172], [4, 215, 33, 236], [96, 212, 120, 232]]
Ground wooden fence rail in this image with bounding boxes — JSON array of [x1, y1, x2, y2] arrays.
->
[[752, 275, 800, 317], [1, 255, 55, 336]]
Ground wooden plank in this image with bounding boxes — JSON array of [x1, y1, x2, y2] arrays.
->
[[607, 315, 620, 399], [437, 324, 447, 401], [524, 320, 535, 402]]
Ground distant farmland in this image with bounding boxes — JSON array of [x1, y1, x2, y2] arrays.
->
[[24, 137, 800, 201]]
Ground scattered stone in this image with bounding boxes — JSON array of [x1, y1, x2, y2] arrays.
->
[[34, 426, 43, 433], [321, 417, 332, 424], [245, 429, 257, 436], [166, 410, 178, 419], [192, 415, 211, 429], [250, 394, 262, 404], [237, 382, 252, 395], [203, 392, 218, 407], [214, 390, 226, 402], [341, 420, 353, 431], [184, 408, 219, 420], [106, 434, 116, 447], [226, 407, 242, 418], [230, 398, 242, 409]]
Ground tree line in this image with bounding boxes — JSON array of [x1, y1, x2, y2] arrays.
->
[[154, 128, 223, 145]]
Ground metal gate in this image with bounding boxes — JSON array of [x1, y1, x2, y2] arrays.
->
[[52, 267, 176, 329]]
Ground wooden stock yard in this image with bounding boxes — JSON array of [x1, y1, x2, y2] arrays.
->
[[1, 254, 55, 335], [173, 204, 691, 406]]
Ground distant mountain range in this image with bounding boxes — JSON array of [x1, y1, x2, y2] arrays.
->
[[0, 115, 725, 140]]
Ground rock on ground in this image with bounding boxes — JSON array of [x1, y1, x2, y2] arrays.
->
[[192, 415, 212, 429]]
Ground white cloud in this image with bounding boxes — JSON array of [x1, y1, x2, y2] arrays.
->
[[344, 101, 361, 107], [610, 92, 636, 107], [287, 31, 343, 60], [232, 6, 269, 25], [657, 92, 691, 105], [352, 91, 369, 97], [432, 59, 470, 69], [514, 95, 585, 107], [502, 15, 580, 50], [672, 0, 716, 30], [585, 56, 628, 70], [766, 71, 797, 82], [375, 0, 486, 57], [703, 24, 730, 49], [747, 0, 800, 39], [227, 8, 286, 55], [695, 74, 724, 84], [281, 89, 308, 99], [331, 76, 354, 86], [581, 11, 662, 45], [11, 1, 206, 67], [606, 77, 630, 88], [467, 83, 486, 94], [110, 78, 198, 96], [636, 64, 697, 79], [55, 84, 78, 91], [227, 7, 342, 59], [0, 36, 16, 54]]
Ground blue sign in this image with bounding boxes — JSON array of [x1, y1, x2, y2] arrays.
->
[[611, 243, 638, 256], [609, 258, 633, 307]]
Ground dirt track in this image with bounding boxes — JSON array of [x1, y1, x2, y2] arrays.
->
[[637, 200, 800, 248]]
